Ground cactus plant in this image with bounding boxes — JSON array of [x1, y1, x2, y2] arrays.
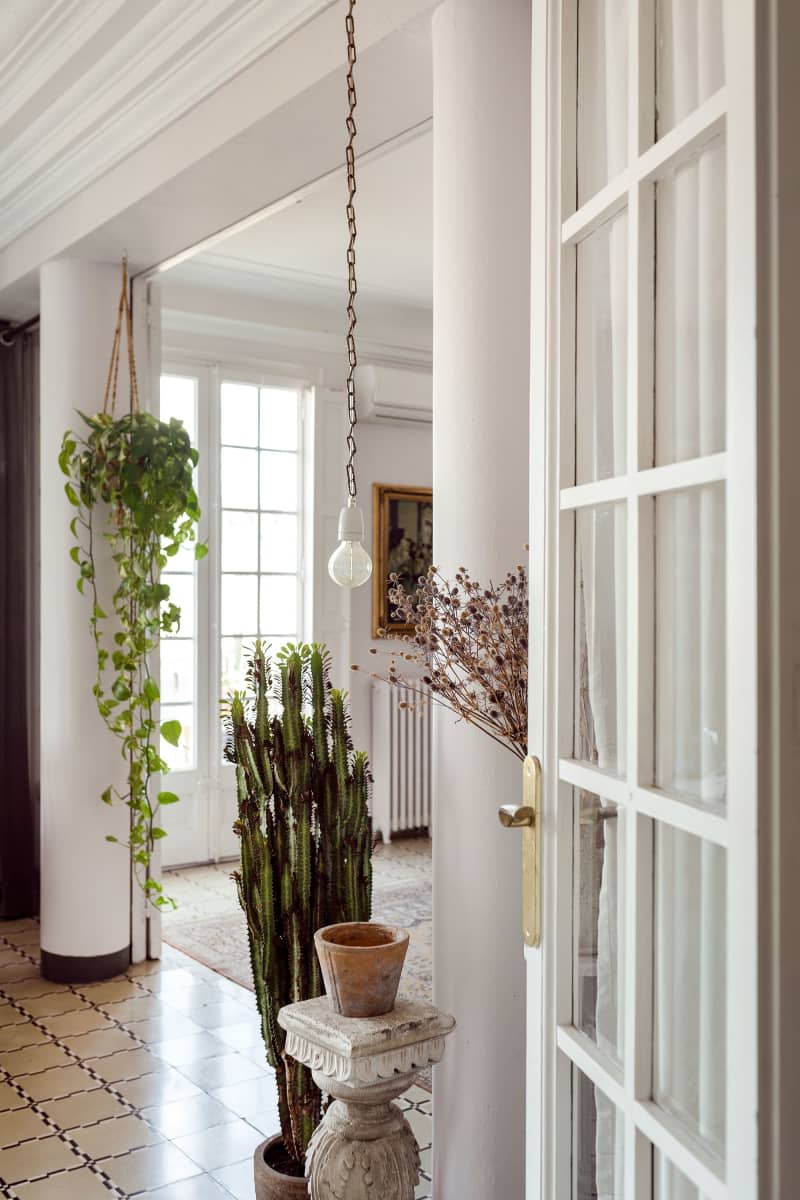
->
[[224, 640, 373, 1170]]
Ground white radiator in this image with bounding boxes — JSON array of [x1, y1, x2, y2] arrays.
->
[[370, 681, 432, 843]]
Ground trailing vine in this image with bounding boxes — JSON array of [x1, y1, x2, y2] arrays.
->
[[59, 260, 205, 909]]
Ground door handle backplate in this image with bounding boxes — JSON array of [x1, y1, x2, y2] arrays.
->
[[498, 754, 541, 948]]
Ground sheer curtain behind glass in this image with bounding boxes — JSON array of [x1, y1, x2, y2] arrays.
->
[[0, 330, 40, 917], [575, 1, 725, 1196], [653, 2, 727, 1192], [575, 1, 627, 1195]]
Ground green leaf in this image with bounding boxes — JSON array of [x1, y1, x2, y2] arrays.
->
[[157, 791, 180, 805], [194, 542, 209, 561], [101, 787, 113, 805], [93, 603, 107, 620], [64, 482, 80, 507], [105, 835, 118, 843], [69, 546, 81, 564], [69, 516, 78, 538], [58, 438, 76, 475], [143, 677, 160, 704], [111, 679, 131, 702], [151, 828, 167, 840], [160, 719, 182, 747]]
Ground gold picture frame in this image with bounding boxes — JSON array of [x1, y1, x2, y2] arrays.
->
[[371, 483, 433, 638]]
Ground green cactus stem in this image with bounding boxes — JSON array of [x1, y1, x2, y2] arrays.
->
[[224, 641, 373, 1167]]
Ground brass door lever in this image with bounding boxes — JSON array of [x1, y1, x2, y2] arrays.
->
[[498, 755, 541, 948]]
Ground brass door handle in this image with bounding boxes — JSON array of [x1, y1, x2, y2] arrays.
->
[[497, 755, 541, 948], [498, 804, 535, 828]]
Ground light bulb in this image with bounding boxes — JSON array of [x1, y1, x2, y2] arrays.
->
[[328, 501, 372, 589]]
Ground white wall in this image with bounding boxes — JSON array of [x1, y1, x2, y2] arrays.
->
[[347, 419, 433, 761]]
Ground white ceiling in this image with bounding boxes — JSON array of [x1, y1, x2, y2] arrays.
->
[[167, 128, 433, 312]]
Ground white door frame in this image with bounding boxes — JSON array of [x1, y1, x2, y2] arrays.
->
[[527, 0, 765, 1195]]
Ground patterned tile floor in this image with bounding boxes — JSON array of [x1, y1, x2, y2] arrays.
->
[[0, 920, 432, 1198]]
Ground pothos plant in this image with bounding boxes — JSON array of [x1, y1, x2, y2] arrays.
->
[[60, 260, 205, 909]]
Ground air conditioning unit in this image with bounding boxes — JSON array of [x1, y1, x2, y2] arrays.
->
[[355, 364, 432, 424]]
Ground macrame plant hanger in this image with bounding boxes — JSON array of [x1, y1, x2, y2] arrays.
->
[[102, 257, 140, 418]]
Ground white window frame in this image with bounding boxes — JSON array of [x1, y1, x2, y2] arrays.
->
[[528, 2, 759, 1197], [159, 354, 312, 865]]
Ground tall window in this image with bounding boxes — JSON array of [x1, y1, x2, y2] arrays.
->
[[219, 379, 303, 697], [159, 373, 199, 771], [158, 365, 306, 864]]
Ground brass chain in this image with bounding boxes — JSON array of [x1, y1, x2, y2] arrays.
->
[[345, 0, 358, 500]]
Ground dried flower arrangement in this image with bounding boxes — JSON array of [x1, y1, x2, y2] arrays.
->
[[354, 558, 528, 761]]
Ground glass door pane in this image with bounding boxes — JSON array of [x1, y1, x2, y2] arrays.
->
[[552, 2, 734, 1197], [573, 1067, 624, 1199], [656, 0, 725, 137]]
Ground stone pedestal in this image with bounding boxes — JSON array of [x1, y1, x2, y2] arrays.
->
[[278, 998, 455, 1200]]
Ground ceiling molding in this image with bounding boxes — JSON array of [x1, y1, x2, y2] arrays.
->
[[161, 305, 433, 383], [169, 253, 433, 311], [0, 0, 337, 251], [0, 0, 127, 132]]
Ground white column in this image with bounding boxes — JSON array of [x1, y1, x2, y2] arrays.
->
[[40, 260, 131, 981], [432, 2, 531, 1198]]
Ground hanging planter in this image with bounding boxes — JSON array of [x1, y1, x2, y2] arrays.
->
[[59, 259, 206, 909]]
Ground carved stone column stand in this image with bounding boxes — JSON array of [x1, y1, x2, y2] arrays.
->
[[278, 998, 455, 1200]]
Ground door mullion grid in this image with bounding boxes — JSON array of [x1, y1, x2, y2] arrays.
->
[[623, 0, 653, 1193]]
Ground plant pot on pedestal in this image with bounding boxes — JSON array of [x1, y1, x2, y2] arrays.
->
[[315, 922, 409, 1018]]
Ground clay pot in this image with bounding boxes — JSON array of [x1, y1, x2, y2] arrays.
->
[[315, 922, 410, 1018], [254, 1135, 308, 1200]]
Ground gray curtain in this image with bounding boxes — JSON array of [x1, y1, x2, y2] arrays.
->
[[0, 328, 39, 917]]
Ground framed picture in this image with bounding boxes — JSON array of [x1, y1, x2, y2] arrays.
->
[[372, 483, 433, 637]]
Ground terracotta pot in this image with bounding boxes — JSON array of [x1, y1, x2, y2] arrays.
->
[[254, 1135, 308, 1200], [315, 922, 410, 1018]]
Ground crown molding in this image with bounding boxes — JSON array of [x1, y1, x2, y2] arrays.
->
[[0, 0, 127, 133], [161, 305, 433, 390], [174, 252, 432, 311], [0, 0, 337, 251]]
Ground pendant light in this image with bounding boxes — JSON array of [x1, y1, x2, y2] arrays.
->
[[328, 0, 373, 590]]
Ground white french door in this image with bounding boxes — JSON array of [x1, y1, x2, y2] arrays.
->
[[158, 359, 309, 868], [529, 2, 757, 1198]]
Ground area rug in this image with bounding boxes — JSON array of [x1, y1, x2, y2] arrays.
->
[[162, 838, 433, 1006]]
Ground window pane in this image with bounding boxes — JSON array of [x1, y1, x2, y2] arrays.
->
[[222, 511, 258, 573], [574, 504, 627, 775], [261, 387, 298, 450], [261, 513, 298, 574], [260, 451, 298, 512], [221, 381, 259, 446], [575, 212, 628, 484], [221, 636, 255, 697], [160, 639, 194, 705], [572, 1065, 623, 1199], [653, 825, 726, 1158], [221, 448, 259, 509], [654, 485, 725, 807], [222, 574, 257, 636], [577, 0, 628, 205], [656, 0, 724, 137], [160, 704, 194, 771], [575, 791, 624, 1063], [653, 1149, 700, 1200], [162, 573, 195, 639], [259, 575, 297, 634], [655, 139, 726, 466], [160, 375, 197, 443]]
